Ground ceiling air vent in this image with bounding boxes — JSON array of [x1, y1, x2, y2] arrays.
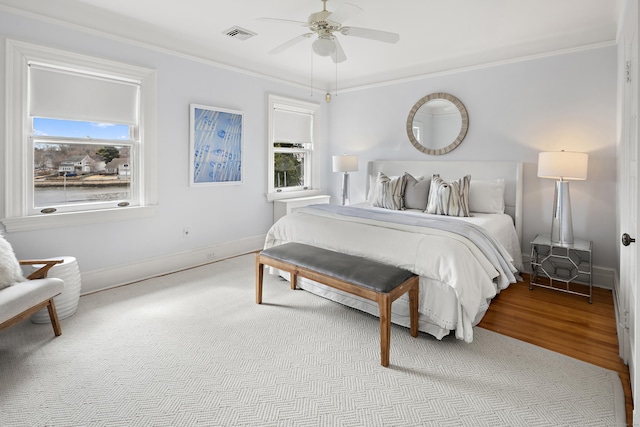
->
[[223, 26, 257, 41]]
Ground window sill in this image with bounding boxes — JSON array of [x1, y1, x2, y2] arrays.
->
[[266, 189, 323, 203], [2, 205, 158, 232]]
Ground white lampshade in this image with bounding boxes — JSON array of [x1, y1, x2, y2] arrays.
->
[[332, 155, 358, 173], [312, 37, 336, 57], [538, 151, 588, 181]]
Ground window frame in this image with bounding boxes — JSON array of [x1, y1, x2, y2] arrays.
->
[[267, 94, 322, 202], [2, 39, 158, 232]]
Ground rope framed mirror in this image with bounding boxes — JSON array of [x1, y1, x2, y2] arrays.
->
[[406, 92, 469, 155]]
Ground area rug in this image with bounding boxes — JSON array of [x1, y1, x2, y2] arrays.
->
[[0, 254, 626, 426]]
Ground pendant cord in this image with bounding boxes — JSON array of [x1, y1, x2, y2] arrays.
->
[[335, 59, 338, 97]]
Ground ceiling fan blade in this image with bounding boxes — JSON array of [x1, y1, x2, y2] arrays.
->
[[269, 33, 313, 55], [340, 26, 400, 44], [332, 38, 347, 63], [257, 17, 308, 27], [326, 3, 362, 25]]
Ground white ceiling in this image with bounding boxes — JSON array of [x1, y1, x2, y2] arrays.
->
[[0, 0, 622, 91]]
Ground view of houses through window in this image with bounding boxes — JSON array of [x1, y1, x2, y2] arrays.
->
[[32, 118, 133, 208]]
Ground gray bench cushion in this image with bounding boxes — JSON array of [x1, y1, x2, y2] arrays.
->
[[261, 243, 416, 293]]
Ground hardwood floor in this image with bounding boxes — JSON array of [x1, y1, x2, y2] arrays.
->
[[478, 275, 633, 425]]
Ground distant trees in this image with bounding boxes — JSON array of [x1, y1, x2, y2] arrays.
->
[[95, 146, 121, 164], [274, 152, 303, 188]]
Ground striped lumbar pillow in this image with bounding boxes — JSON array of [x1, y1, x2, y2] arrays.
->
[[425, 174, 471, 217]]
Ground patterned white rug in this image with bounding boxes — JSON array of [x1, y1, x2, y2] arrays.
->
[[0, 254, 626, 426]]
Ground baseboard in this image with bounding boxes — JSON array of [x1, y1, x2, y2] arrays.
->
[[82, 243, 615, 295], [521, 254, 615, 290], [611, 269, 631, 365], [593, 267, 616, 290], [80, 234, 266, 295]]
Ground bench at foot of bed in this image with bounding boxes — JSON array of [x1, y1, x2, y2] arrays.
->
[[256, 242, 419, 367]]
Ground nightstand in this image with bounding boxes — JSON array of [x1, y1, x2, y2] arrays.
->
[[273, 195, 331, 223], [529, 234, 593, 303]]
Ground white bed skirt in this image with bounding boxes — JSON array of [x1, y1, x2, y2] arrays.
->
[[270, 269, 490, 341]]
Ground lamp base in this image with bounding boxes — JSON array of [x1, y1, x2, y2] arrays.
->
[[341, 172, 350, 206], [551, 180, 574, 245]]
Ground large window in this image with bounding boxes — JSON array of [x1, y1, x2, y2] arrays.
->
[[267, 95, 322, 201], [3, 40, 157, 232]]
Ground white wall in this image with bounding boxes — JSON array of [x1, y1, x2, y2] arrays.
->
[[326, 45, 618, 274], [0, 9, 618, 291], [0, 10, 329, 292]]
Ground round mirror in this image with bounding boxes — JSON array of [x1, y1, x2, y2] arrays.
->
[[406, 93, 469, 155]]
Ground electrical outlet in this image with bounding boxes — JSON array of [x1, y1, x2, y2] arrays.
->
[[206, 252, 215, 259], [183, 228, 190, 238]]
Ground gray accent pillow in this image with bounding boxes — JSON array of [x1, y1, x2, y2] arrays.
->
[[403, 173, 430, 210], [372, 172, 406, 210], [425, 174, 471, 217]]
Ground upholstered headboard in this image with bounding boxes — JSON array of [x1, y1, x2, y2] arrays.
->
[[366, 160, 524, 244]]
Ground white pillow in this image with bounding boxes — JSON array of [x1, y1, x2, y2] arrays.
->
[[0, 233, 25, 289], [469, 179, 506, 214], [366, 174, 378, 203]]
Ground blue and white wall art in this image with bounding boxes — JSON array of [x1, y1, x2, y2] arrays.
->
[[190, 104, 243, 185]]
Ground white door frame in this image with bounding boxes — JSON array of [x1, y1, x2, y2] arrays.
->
[[619, 0, 639, 416]]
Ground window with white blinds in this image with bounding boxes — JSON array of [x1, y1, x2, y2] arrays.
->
[[267, 95, 321, 201], [3, 39, 158, 232]]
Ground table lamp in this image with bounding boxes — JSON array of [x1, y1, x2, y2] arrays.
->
[[332, 154, 358, 205], [538, 150, 588, 245]]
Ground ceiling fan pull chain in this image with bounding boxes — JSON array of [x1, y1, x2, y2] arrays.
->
[[335, 57, 338, 97], [310, 49, 314, 97]]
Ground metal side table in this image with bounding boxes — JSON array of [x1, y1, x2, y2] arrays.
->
[[530, 234, 593, 303]]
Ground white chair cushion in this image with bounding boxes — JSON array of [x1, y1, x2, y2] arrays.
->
[[0, 278, 64, 323]]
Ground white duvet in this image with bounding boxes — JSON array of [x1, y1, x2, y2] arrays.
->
[[264, 203, 522, 342]]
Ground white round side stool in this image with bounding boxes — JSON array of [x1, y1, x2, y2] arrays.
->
[[31, 256, 81, 323]]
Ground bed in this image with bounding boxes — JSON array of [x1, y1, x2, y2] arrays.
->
[[264, 160, 524, 342]]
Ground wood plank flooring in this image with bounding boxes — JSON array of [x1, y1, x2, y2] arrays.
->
[[478, 276, 632, 425]]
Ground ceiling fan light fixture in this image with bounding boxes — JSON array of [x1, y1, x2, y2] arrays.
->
[[312, 37, 335, 56]]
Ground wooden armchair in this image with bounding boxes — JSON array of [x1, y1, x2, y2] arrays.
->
[[0, 259, 65, 336]]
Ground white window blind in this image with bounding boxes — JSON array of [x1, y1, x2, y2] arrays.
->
[[29, 64, 139, 125], [273, 108, 313, 143]]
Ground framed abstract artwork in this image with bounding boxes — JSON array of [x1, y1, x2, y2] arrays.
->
[[189, 104, 243, 186]]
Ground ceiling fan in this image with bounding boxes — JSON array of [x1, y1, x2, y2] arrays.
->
[[259, 0, 400, 63]]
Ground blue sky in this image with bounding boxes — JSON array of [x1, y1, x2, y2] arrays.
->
[[33, 118, 130, 140]]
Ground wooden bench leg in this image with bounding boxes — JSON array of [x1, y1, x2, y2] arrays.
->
[[378, 294, 391, 367], [47, 298, 62, 336], [256, 255, 264, 304], [409, 279, 419, 338], [290, 273, 297, 290]]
